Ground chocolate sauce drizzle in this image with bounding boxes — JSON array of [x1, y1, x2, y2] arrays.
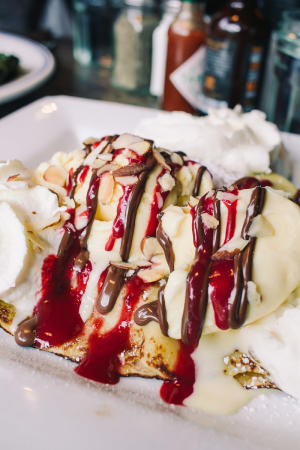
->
[[14, 314, 38, 347], [96, 152, 156, 314], [192, 166, 206, 197], [139, 185, 266, 347], [15, 137, 115, 346], [292, 189, 300, 206], [134, 300, 159, 326], [157, 216, 174, 272], [229, 186, 265, 328], [181, 194, 219, 346], [96, 265, 128, 314]]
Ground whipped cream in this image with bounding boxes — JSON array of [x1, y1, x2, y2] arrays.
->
[[135, 106, 281, 186], [0, 161, 63, 327], [162, 187, 300, 337]]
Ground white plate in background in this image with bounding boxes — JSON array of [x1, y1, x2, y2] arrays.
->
[[0, 96, 300, 450], [0, 32, 55, 104]]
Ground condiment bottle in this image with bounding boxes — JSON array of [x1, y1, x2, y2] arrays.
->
[[201, 0, 269, 113], [269, 10, 300, 133], [150, 0, 181, 97], [162, 0, 206, 114], [112, 0, 159, 93]]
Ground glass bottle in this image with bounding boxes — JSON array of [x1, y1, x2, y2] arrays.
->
[[162, 0, 206, 114], [150, 0, 181, 97], [112, 0, 159, 93], [269, 10, 300, 133], [72, 0, 122, 68], [201, 0, 269, 113]]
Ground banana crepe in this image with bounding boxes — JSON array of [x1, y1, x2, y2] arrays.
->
[[0, 133, 300, 415]]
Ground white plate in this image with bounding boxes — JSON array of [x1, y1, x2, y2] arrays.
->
[[0, 96, 300, 450], [0, 32, 55, 104]]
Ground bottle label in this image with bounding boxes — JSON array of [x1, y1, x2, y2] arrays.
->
[[169, 46, 206, 110], [203, 38, 237, 102], [202, 37, 263, 112]]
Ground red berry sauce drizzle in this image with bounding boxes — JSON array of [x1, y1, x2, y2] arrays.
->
[[145, 168, 171, 236], [160, 180, 266, 406], [161, 193, 218, 405], [75, 275, 147, 384], [209, 190, 238, 330], [34, 171, 100, 347]]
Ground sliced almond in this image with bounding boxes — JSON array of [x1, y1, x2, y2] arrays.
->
[[158, 173, 175, 192], [153, 148, 171, 171], [110, 261, 138, 270], [43, 165, 67, 187], [130, 140, 152, 155], [99, 172, 115, 204], [138, 267, 164, 283], [7, 173, 20, 182], [201, 212, 219, 229], [82, 136, 99, 146], [141, 236, 163, 260], [216, 191, 238, 202], [188, 196, 199, 207], [113, 133, 143, 150], [97, 163, 118, 175], [113, 163, 146, 177], [115, 175, 138, 186], [170, 152, 184, 166], [74, 204, 89, 230], [98, 153, 113, 161]]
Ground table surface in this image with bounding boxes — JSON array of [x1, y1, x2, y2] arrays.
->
[[0, 37, 159, 119]]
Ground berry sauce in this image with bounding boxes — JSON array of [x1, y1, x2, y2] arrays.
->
[[35, 254, 91, 347], [105, 185, 133, 251], [160, 342, 195, 405], [34, 174, 100, 347], [75, 275, 146, 384], [160, 195, 215, 406], [79, 165, 90, 184], [145, 169, 169, 237], [209, 191, 238, 330]]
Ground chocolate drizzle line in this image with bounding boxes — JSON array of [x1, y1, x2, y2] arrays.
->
[[229, 187, 265, 329], [192, 166, 206, 197], [292, 189, 300, 206], [157, 285, 169, 336], [134, 300, 159, 326], [15, 140, 111, 347], [156, 216, 174, 272], [14, 314, 38, 347], [181, 195, 216, 347], [96, 152, 156, 315], [96, 265, 128, 314], [119, 154, 156, 261]]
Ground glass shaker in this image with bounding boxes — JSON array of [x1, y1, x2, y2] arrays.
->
[[150, 0, 181, 97], [112, 0, 159, 93], [269, 10, 300, 133], [72, 0, 122, 68]]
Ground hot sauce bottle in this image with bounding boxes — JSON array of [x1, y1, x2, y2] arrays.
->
[[162, 0, 206, 113], [201, 0, 269, 112]]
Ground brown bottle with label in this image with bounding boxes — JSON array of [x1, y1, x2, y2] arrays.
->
[[201, 0, 269, 113], [162, 0, 206, 113]]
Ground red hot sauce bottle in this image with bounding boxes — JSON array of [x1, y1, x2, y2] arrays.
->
[[162, 0, 206, 114], [201, 0, 269, 113]]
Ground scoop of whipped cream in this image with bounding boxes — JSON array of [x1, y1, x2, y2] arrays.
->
[[0, 161, 63, 322], [135, 106, 281, 186], [161, 187, 300, 338]]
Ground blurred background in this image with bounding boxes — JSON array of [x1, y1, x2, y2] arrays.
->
[[0, 0, 300, 132]]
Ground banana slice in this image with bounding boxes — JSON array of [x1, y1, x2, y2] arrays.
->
[[0, 202, 28, 295]]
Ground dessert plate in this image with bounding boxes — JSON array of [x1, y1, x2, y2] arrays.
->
[[0, 32, 55, 104], [0, 96, 300, 450]]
